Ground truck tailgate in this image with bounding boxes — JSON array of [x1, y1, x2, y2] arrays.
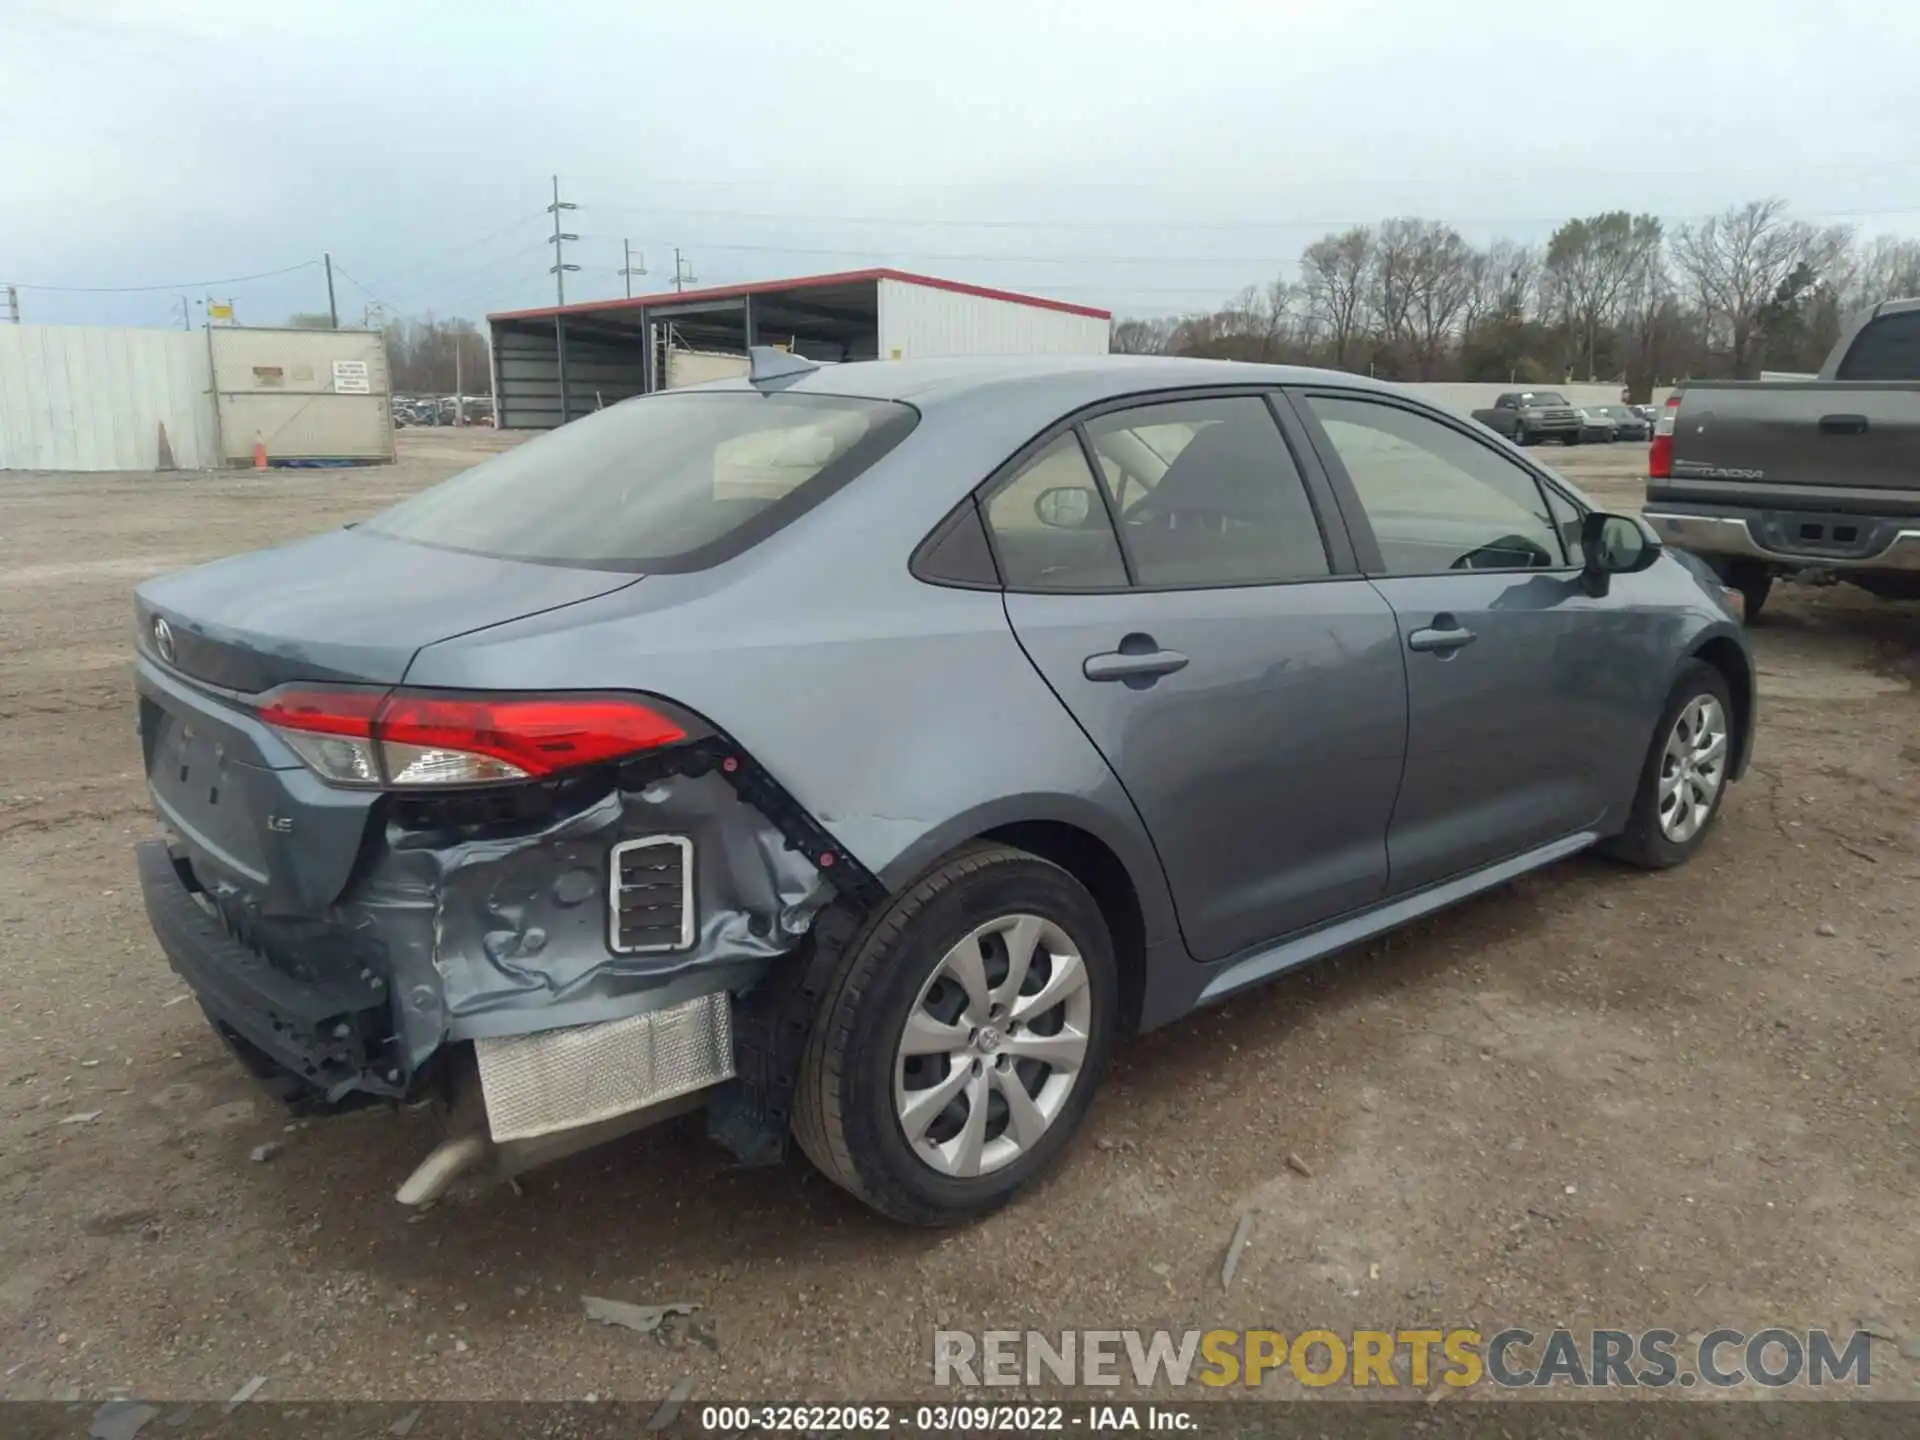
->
[[1668, 381, 1920, 510]]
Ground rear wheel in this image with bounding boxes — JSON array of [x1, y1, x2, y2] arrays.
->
[[1563, 431, 1581, 446], [1604, 660, 1734, 869], [793, 844, 1118, 1225]]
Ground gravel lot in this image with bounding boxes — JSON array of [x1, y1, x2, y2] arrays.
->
[[2, 430, 1917, 1406]]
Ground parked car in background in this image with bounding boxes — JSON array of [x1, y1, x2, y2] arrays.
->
[[1576, 408, 1618, 444], [1586, 405, 1651, 442], [1471, 390, 1583, 446], [1645, 297, 1920, 620], [134, 352, 1754, 1226]]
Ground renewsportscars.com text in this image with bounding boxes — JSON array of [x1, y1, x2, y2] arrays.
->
[[932, 1328, 1873, 1390]]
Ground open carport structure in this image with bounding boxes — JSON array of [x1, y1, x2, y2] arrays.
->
[[486, 267, 1111, 430]]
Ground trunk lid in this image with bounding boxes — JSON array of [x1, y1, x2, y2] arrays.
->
[[134, 528, 642, 913], [135, 527, 642, 694]]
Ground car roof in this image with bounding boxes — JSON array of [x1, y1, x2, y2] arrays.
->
[[694, 354, 1409, 408]]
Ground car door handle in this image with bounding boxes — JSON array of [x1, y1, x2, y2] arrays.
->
[[1408, 624, 1476, 654], [1083, 648, 1189, 683], [1819, 413, 1870, 435]]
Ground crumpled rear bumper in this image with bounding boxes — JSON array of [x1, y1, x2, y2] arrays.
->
[[137, 838, 397, 1104]]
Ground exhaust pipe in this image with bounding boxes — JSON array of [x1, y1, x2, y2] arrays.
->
[[395, 1132, 490, 1206]]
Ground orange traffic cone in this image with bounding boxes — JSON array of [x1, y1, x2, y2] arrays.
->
[[252, 434, 268, 471]]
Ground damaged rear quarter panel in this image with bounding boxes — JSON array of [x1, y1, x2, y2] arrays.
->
[[349, 767, 831, 1070]]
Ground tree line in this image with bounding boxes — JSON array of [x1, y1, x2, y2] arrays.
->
[[1111, 199, 1920, 399], [287, 313, 490, 396]]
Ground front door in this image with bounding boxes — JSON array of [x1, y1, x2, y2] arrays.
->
[[983, 394, 1407, 963], [1291, 390, 1638, 894]]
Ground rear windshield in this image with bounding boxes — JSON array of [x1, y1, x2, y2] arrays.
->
[[366, 391, 918, 571]]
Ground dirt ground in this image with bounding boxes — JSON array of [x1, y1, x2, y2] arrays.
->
[[2, 429, 1917, 1407]]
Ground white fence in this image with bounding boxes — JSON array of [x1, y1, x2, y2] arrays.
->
[[0, 323, 393, 472], [0, 325, 219, 470]]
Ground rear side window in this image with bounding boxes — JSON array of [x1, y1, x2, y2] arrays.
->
[[983, 434, 1128, 590], [365, 391, 917, 571], [1836, 311, 1920, 380], [1084, 396, 1330, 586]]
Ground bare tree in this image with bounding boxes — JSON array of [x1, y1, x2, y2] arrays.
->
[[1403, 222, 1474, 378], [1462, 239, 1540, 334], [1672, 199, 1850, 376], [1365, 218, 1423, 367], [1110, 317, 1176, 354], [1543, 211, 1655, 379], [1848, 235, 1920, 310], [1300, 226, 1373, 370]]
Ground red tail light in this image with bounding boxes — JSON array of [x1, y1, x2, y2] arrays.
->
[[259, 688, 688, 788], [1648, 392, 1681, 480]]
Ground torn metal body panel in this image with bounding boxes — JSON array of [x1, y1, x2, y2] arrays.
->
[[356, 767, 832, 1061]]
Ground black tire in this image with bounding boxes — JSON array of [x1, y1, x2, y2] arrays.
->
[[1603, 659, 1735, 870], [1512, 426, 1530, 447], [792, 843, 1119, 1226], [1562, 432, 1581, 446], [1728, 562, 1772, 623]]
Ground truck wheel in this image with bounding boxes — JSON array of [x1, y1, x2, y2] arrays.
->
[[1512, 426, 1530, 447], [793, 843, 1119, 1226], [1562, 432, 1580, 446], [1728, 563, 1772, 623], [1603, 660, 1735, 870]]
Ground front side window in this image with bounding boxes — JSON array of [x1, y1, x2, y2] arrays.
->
[[367, 391, 917, 571], [982, 434, 1128, 590], [1084, 396, 1330, 586], [1304, 395, 1566, 575]]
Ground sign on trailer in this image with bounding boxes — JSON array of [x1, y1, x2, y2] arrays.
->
[[332, 359, 372, 394]]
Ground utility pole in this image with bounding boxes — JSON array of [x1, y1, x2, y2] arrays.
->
[[175, 295, 190, 330], [673, 248, 697, 294], [323, 252, 339, 329], [621, 240, 647, 299], [547, 174, 580, 305], [4, 284, 17, 324]]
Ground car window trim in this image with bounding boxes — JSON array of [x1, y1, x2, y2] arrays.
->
[[1280, 385, 1588, 579], [971, 384, 1361, 596]]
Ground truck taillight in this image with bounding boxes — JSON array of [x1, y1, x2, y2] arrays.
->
[[258, 687, 689, 788], [1648, 392, 1681, 479]]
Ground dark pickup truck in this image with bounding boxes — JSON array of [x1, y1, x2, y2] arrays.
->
[[1645, 297, 1920, 618], [1471, 390, 1584, 446]]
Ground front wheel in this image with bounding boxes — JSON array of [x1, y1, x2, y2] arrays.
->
[[1603, 660, 1735, 869], [793, 844, 1119, 1225], [1512, 426, 1531, 447]]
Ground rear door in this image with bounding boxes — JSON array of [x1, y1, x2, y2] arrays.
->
[[986, 392, 1407, 963], [1289, 389, 1643, 893]]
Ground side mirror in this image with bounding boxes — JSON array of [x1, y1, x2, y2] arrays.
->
[[1579, 511, 1660, 595], [1034, 486, 1095, 530]]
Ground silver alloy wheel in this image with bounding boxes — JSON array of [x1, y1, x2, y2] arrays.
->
[[1658, 693, 1729, 843], [893, 913, 1092, 1178]]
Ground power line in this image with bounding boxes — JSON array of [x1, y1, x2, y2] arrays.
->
[[355, 213, 550, 293], [8, 259, 322, 293], [584, 199, 1920, 235]]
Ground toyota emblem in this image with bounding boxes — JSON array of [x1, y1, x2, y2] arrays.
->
[[152, 616, 176, 665]]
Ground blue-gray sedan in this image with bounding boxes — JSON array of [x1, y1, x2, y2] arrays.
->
[[133, 353, 1754, 1224]]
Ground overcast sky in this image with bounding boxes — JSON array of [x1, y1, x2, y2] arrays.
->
[[4, 0, 1917, 328]]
